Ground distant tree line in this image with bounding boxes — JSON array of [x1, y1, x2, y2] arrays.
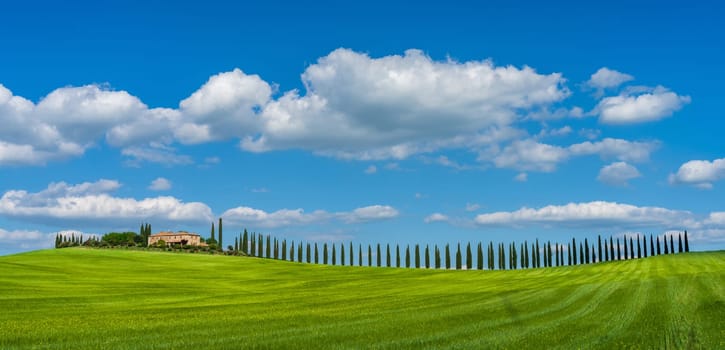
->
[[227, 230, 691, 270]]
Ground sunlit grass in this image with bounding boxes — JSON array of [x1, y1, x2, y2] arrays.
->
[[0, 248, 723, 349]]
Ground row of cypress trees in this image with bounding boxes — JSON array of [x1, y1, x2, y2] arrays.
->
[[230, 229, 690, 270], [54, 233, 100, 248]]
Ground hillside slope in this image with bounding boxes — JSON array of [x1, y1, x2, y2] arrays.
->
[[0, 248, 723, 349]]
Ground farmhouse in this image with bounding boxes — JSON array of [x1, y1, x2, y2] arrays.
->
[[148, 231, 203, 247]]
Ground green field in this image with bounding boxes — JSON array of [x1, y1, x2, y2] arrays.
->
[[0, 248, 723, 349]]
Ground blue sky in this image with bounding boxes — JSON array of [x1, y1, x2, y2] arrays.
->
[[1, 0, 724, 255]]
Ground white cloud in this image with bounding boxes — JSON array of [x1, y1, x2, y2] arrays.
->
[[222, 204, 399, 228], [492, 140, 569, 172], [465, 203, 481, 212], [364, 165, 377, 174], [149, 177, 172, 191], [669, 157, 725, 189], [241, 48, 569, 159], [595, 86, 690, 124], [474, 201, 691, 228], [424, 213, 449, 223], [568, 138, 658, 163], [514, 172, 528, 182], [122, 145, 193, 166], [597, 162, 641, 186], [0, 180, 212, 227], [586, 67, 634, 90]]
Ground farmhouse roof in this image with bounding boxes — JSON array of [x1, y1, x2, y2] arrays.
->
[[150, 231, 201, 237]]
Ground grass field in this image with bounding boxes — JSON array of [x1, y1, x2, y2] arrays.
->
[[0, 248, 723, 349]]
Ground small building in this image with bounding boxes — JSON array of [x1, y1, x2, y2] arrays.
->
[[148, 231, 203, 247]]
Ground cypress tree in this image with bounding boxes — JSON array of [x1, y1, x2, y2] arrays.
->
[[210, 222, 215, 243], [684, 231, 689, 252], [290, 241, 296, 262], [396, 244, 401, 268], [579, 242, 584, 264], [258, 234, 264, 257], [266, 235, 271, 258], [490, 242, 496, 270], [406, 245, 411, 268], [664, 236, 669, 254], [359, 244, 363, 266], [670, 235, 675, 254], [313, 243, 317, 264], [524, 242, 529, 268], [282, 240, 287, 260], [624, 236, 629, 260], [350, 242, 354, 266], [617, 238, 621, 260], [597, 235, 602, 263], [520, 243, 525, 268], [567, 243, 572, 265], [555, 243, 560, 266], [629, 237, 634, 259], [324, 243, 329, 264], [377, 244, 381, 267], [637, 236, 641, 258], [610, 237, 615, 260], [534, 239, 540, 267], [571, 238, 577, 265], [584, 238, 590, 264], [368, 245, 372, 267], [656, 237, 661, 255], [273, 238, 278, 259], [455, 243, 462, 270], [300, 242, 305, 263], [386, 244, 391, 267], [332, 243, 336, 265], [604, 240, 609, 262], [591, 245, 596, 264], [218, 217, 223, 250], [242, 229, 248, 254], [548, 242, 553, 267], [234, 237, 239, 252], [340, 243, 344, 266], [445, 244, 451, 269], [416, 244, 421, 268], [477, 243, 484, 270], [642, 235, 648, 258], [433, 244, 441, 269], [250, 234, 256, 257], [425, 245, 430, 269]]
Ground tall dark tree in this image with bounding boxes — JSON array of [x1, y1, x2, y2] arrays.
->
[[340, 243, 345, 266], [684, 231, 690, 252], [669, 235, 675, 254], [610, 237, 615, 261], [266, 235, 271, 258], [571, 238, 577, 265], [591, 245, 596, 264], [218, 217, 223, 250], [313, 243, 317, 264], [616, 238, 621, 260], [405, 245, 411, 268], [435, 245, 441, 269], [547, 241, 553, 267], [604, 240, 609, 262], [445, 244, 451, 269], [368, 245, 372, 267], [656, 236, 661, 255], [642, 235, 648, 258], [477, 243, 484, 270], [455, 243, 462, 270], [359, 244, 363, 266], [396, 245, 401, 268], [584, 238, 590, 264], [425, 245, 431, 269], [534, 239, 540, 267], [377, 244, 382, 267], [623, 236, 629, 260], [234, 236, 239, 252], [555, 243, 560, 266], [350, 242, 354, 266], [250, 234, 256, 257], [323, 243, 329, 264], [290, 241, 296, 262], [636, 236, 641, 259], [597, 235, 602, 263], [299, 242, 304, 263], [579, 242, 584, 264], [332, 243, 336, 265], [524, 242, 530, 268], [258, 234, 264, 257], [490, 242, 496, 270], [210, 222, 215, 243], [629, 237, 634, 259], [242, 229, 249, 254], [282, 240, 287, 260], [567, 243, 572, 265], [416, 244, 421, 268], [386, 244, 391, 267], [664, 236, 669, 254]]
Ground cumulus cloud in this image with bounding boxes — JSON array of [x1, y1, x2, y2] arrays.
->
[[597, 162, 641, 186], [149, 177, 172, 191], [586, 67, 634, 90], [669, 157, 725, 189], [0, 180, 212, 226], [487, 138, 656, 172], [222, 204, 399, 228], [424, 213, 449, 223], [595, 86, 690, 124], [474, 201, 690, 228]]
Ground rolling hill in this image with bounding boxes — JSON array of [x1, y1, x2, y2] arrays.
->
[[0, 248, 723, 349]]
